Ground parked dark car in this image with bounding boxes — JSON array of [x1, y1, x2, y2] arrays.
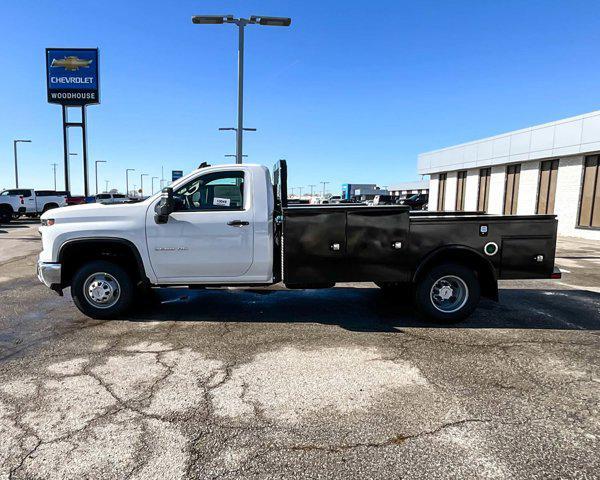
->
[[400, 193, 429, 210]]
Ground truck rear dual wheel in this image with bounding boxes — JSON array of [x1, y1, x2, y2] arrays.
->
[[71, 260, 134, 319], [414, 263, 480, 323]]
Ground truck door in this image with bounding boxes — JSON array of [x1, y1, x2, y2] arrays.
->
[[24, 190, 36, 212], [146, 169, 254, 281]]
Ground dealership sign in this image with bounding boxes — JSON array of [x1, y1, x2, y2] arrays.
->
[[46, 48, 99, 105], [172, 170, 183, 182]]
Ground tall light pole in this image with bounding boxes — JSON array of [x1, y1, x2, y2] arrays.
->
[[126, 168, 135, 197], [225, 154, 247, 159], [193, 14, 291, 164], [140, 173, 148, 197], [151, 176, 159, 195], [105, 180, 109, 192], [298, 186, 303, 197], [13, 139, 31, 188], [320, 181, 329, 198], [308, 184, 316, 197], [51, 163, 58, 190], [94, 160, 107, 195]]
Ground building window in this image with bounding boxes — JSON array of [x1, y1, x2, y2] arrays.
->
[[437, 173, 447, 211], [536, 159, 559, 215], [477, 168, 491, 212], [503, 164, 521, 215], [578, 155, 600, 228], [455, 171, 467, 211]]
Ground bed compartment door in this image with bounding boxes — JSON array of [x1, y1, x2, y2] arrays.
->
[[283, 209, 347, 283], [346, 209, 410, 282], [500, 236, 555, 279]]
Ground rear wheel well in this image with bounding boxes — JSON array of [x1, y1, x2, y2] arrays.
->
[[414, 247, 498, 300], [59, 240, 147, 288], [43, 203, 59, 212]]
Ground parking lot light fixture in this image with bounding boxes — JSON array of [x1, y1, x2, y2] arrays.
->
[[194, 14, 291, 164], [151, 176, 159, 195], [191, 15, 233, 25], [249, 16, 292, 26]]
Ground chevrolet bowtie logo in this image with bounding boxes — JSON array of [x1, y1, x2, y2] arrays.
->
[[50, 56, 93, 71]]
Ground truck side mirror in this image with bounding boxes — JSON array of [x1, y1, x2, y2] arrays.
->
[[154, 187, 174, 224]]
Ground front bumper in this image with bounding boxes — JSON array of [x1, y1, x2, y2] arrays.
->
[[37, 261, 62, 288]]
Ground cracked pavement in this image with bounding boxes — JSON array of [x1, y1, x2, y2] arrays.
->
[[0, 222, 599, 479]]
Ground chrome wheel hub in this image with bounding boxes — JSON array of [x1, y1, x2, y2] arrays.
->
[[438, 285, 454, 300], [430, 275, 469, 313], [83, 273, 120, 309]]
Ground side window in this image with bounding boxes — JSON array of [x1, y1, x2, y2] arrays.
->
[[174, 171, 245, 211]]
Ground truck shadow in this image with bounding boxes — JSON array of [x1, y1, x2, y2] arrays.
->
[[128, 287, 600, 332]]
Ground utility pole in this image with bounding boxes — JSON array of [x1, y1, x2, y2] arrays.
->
[[126, 168, 135, 197], [308, 184, 316, 197], [193, 14, 291, 164], [13, 139, 31, 188], [320, 181, 329, 198], [51, 163, 58, 190], [94, 160, 106, 195]]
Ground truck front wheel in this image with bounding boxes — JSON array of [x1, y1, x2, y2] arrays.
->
[[71, 260, 134, 319], [414, 263, 480, 323]]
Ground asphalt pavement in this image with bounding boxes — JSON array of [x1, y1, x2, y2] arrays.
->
[[0, 220, 598, 479]]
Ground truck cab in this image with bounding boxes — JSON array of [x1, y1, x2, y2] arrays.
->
[[37, 161, 560, 323]]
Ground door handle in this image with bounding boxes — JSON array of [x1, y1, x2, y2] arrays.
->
[[227, 220, 249, 227]]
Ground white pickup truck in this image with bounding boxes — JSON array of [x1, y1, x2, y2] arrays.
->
[[0, 189, 67, 222], [37, 161, 560, 322]]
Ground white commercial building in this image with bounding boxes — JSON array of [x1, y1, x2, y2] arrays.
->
[[418, 110, 600, 240], [388, 180, 429, 196]]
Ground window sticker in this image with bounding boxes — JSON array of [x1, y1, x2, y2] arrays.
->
[[213, 197, 231, 207]]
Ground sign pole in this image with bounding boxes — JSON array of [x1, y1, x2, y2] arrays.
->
[[81, 106, 89, 197], [62, 105, 70, 192]]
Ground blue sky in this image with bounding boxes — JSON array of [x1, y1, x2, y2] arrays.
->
[[1, 0, 599, 195]]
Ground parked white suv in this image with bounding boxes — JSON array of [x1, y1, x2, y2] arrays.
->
[[95, 193, 129, 204]]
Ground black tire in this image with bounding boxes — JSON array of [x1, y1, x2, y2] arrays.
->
[[0, 207, 12, 224], [414, 263, 480, 323], [71, 260, 134, 319]]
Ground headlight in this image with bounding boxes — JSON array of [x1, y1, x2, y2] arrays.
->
[[41, 219, 55, 226]]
